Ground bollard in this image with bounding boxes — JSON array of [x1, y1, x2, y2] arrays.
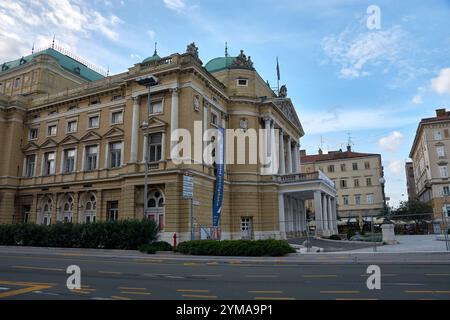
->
[[173, 233, 177, 251]]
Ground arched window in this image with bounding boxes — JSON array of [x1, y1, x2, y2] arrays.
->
[[146, 189, 165, 230], [61, 194, 74, 223], [83, 193, 97, 224], [40, 197, 52, 226]]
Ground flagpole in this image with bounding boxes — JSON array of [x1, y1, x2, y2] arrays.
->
[[276, 57, 280, 95]]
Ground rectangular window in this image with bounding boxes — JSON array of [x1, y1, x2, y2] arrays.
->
[[352, 162, 358, 170], [109, 142, 122, 168], [343, 196, 349, 206], [148, 133, 162, 163], [25, 155, 36, 177], [440, 165, 448, 178], [88, 115, 99, 129], [211, 111, 218, 126], [111, 111, 123, 124], [366, 178, 372, 186], [43, 152, 56, 176], [63, 149, 76, 173], [29, 128, 38, 140], [237, 79, 248, 87], [340, 180, 347, 188], [364, 161, 370, 169], [367, 194, 374, 204], [355, 195, 361, 205], [150, 100, 163, 114], [107, 201, 119, 221], [340, 164, 346, 172], [85, 145, 98, 171], [47, 125, 57, 136], [443, 186, 450, 196], [328, 165, 335, 173], [14, 78, 20, 88], [445, 129, 450, 138], [354, 179, 360, 187], [437, 146, 445, 158], [67, 120, 77, 133], [435, 131, 443, 140]]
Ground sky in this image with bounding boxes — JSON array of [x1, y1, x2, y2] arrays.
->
[[0, 0, 449, 207]]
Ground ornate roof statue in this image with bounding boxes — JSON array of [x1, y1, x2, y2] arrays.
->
[[186, 42, 199, 58], [279, 84, 288, 98], [230, 50, 254, 70]]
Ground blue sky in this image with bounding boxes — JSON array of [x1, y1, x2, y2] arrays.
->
[[1, 0, 450, 206]]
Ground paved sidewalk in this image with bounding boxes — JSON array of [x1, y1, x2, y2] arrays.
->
[[346, 234, 449, 253]]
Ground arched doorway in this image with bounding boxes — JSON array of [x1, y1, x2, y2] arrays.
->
[[146, 189, 165, 230], [81, 192, 96, 224], [38, 196, 53, 226], [58, 194, 74, 223]]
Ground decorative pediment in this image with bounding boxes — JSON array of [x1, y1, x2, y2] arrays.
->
[[80, 131, 102, 142], [60, 135, 80, 146], [40, 138, 58, 149], [435, 142, 445, 147], [272, 98, 302, 131], [437, 160, 448, 166], [143, 116, 168, 133], [22, 142, 40, 152], [103, 127, 124, 139]]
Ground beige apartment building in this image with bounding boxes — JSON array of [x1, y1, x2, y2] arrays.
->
[[410, 108, 450, 222], [0, 43, 338, 242], [301, 147, 385, 219], [405, 162, 417, 201]]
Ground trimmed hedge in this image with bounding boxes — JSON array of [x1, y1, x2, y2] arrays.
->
[[0, 220, 158, 250], [175, 239, 295, 257], [328, 235, 341, 241], [139, 241, 173, 254]]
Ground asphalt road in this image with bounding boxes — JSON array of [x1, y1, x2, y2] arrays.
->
[[0, 247, 449, 300]]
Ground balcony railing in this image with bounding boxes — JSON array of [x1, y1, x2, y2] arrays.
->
[[273, 171, 335, 188]]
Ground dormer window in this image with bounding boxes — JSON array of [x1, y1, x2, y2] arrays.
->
[[20, 57, 26, 65], [90, 99, 100, 105], [1, 64, 9, 71], [74, 67, 81, 74], [237, 78, 248, 87]]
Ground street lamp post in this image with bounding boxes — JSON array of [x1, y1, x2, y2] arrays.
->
[[136, 75, 159, 219]]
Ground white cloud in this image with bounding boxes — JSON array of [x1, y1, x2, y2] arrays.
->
[[163, 0, 186, 12], [0, 0, 122, 60], [431, 68, 450, 95], [378, 131, 404, 152], [387, 159, 404, 175], [147, 30, 156, 40], [412, 94, 422, 104], [321, 24, 408, 79]]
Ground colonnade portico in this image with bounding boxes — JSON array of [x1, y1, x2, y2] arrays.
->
[[313, 190, 338, 237]]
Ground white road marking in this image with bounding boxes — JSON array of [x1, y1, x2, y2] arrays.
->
[[0, 287, 9, 291]]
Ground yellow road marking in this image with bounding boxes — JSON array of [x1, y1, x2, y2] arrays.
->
[[320, 291, 360, 294], [206, 262, 219, 265], [177, 289, 210, 293], [303, 275, 337, 278], [249, 290, 283, 294], [0, 284, 52, 298], [12, 265, 64, 272], [0, 280, 56, 286], [405, 290, 435, 294], [99, 271, 123, 275], [59, 253, 84, 257], [245, 275, 278, 278], [254, 297, 295, 300], [183, 263, 197, 266], [120, 291, 151, 295], [336, 298, 378, 301], [181, 294, 217, 299], [119, 287, 147, 291], [111, 295, 131, 300]]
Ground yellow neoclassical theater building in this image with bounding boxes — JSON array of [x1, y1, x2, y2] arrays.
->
[[0, 43, 337, 242]]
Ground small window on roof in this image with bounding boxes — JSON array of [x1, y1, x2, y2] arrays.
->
[[74, 67, 81, 74], [237, 79, 248, 87], [20, 57, 26, 65]]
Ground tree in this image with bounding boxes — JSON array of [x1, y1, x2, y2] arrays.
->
[[391, 200, 433, 221]]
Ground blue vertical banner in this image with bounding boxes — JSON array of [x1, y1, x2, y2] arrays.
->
[[212, 127, 225, 227]]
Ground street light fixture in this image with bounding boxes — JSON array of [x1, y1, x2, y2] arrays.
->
[[136, 75, 159, 219]]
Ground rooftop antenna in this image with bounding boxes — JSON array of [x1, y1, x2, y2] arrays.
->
[[106, 66, 110, 77], [276, 56, 280, 94], [347, 132, 354, 150], [320, 135, 324, 150], [31, 43, 34, 54], [52, 34, 55, 49], [225, 42, 228, 57]]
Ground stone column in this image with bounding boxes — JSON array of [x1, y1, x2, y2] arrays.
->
[[170, 88, 179, 150], [278, 193, 286, 239], [30, 193, 38, 224], [50, 193, 58, 225], [293, 142, 300, 173], [322, 194, 328, 235], [72, 192, 79, 224], [279, 130, 285, 174], [327, 196, 333, 232], [332, 197, 338, 233], [130, 97, 140, 163], [286, 136, 292, 173], [314, 191, 323, 234], [264, 118, 272, 157], [97, 190, 103, 222]]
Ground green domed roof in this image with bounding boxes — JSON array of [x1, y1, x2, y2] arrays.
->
[[204, 56, 236, 73], [142, 52, 161, 63]]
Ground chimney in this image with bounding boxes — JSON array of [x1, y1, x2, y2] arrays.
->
[[436, 108, 447, 117], [318, 148, 323, 155], [347, 145, 352, 152], [300, 149, 306, 157]]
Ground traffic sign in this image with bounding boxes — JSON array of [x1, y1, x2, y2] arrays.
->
[[183, 173, 194, 199]]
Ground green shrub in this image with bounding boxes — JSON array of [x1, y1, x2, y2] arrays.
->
[[0, 219, 158, 250], [346, 229, 356, 240], [139, 241, 173, 254], [329, 235, 341, 241], [176, 239, 295, 257]]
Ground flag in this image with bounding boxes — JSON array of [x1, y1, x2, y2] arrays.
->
[[276, 57, 280, 81]]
